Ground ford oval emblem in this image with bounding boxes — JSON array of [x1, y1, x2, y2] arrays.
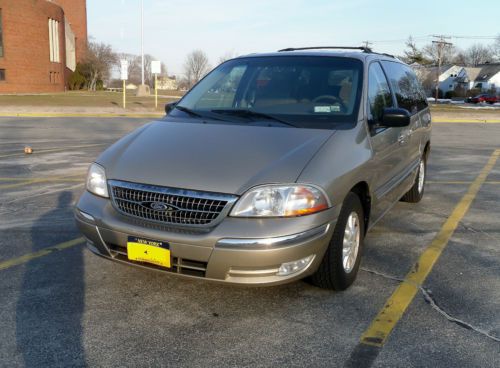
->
[[145, 201, 178, 212]]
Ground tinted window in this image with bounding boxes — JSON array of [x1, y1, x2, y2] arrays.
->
[[367, 62, 393, 122], [381, 61, 427, 114], [175, 56, 364, 129]]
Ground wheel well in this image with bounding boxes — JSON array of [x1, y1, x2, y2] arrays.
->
[[350, 182, 371, 234], [423, 141, 431, 159]]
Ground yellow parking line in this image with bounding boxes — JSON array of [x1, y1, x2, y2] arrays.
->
[[0, 237, 85, 271], [0, 143, 106, 159], [432, 119, 500, 123], [0, 112, 163, 118], [427, 180, 500, 185], [359, 148, 500, 347]]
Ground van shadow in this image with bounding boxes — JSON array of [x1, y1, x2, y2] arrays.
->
[[15, 191, 86, 367]]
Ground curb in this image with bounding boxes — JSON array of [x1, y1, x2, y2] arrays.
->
[[0, 113, 499, 123], [432, 119, 500, 123]]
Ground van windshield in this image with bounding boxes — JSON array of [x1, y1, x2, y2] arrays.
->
[[173, 56, 364, 129]]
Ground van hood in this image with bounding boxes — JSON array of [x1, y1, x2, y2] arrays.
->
[[97, 120, 335, 195]]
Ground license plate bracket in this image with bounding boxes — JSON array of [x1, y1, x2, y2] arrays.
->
[[126, 236, 171, 268]]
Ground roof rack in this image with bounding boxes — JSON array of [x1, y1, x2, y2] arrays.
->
[[278, 46, 373, 53]]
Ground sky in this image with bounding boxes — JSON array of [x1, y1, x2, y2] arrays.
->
[[87, 0, 500, 77]]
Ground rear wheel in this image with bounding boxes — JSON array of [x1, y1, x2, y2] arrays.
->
[[401, 156, 426, 203], [309, 192, 364, 290]]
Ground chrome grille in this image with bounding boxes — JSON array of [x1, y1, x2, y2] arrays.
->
[[109, 180, 238, 227]]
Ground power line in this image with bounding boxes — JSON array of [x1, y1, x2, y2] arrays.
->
[[448, 35, 498, 40], [365, 34, 497, 45]]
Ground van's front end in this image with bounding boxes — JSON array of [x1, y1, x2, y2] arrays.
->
[[75, 53, 365, 286]]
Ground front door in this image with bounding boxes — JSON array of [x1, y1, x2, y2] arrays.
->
[[366, 62, 408, 223]]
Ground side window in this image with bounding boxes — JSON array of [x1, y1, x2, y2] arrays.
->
[[381, 61, 427, 114], [410, 71, 428, 111], [367, 62, 393, 123]]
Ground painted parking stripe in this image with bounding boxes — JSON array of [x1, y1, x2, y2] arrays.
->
[[346, 148, 500, 367], [427, 180, 500, 185], [362, 148, 499, 346], [0, 112, 163, 119], [0, 237, 85, 271]]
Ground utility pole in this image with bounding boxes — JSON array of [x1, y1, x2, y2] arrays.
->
[[431, 35, 453, 102]]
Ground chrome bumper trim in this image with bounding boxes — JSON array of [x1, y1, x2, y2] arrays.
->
[[215, 223, 330, 250]]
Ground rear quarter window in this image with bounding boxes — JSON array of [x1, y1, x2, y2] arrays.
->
[[381, 61, 427, 114]]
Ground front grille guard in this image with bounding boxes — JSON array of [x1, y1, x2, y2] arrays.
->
[[108, 180, 238, 228]]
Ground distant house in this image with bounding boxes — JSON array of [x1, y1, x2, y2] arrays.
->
[[411, 63, 500, 96], [456, 67, 482, 91], [471, 64, 500, 92], [410, 64, 453, 96], [437, 65, 464, 94]]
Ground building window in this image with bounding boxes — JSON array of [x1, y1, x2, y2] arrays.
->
[[48, 18, 60, 63], [0, 69, 5, 81], [0, 9, 4, 57]]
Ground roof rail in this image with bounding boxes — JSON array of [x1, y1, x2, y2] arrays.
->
[[278, 46, 373, 53]]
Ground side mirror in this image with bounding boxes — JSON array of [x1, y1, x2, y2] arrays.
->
[[165, 101, 178, 115], [381, 108, 411, 127]]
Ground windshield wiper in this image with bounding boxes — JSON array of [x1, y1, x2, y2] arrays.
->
[[174, 106, 230, 122], [174, 105, 204, 118], [210, 109, 297, 127]]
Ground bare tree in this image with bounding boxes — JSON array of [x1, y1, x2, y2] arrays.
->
[[491, 35, 500, 61], [401, 36, 430, 65], [464, 43, 494, 66], [218, 50, 238, 65], [115, 53, 167, 87], [452, 49, 468, 66], [82, 40, 117, 91], [183, 50, 211, 88], [422, 42, 456, 66], [116, 53, 141, 84]]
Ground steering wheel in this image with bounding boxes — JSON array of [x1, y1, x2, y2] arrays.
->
[[312, 95, 346, 111]]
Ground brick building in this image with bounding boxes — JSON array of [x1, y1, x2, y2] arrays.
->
[[0, 0, 87, 93]]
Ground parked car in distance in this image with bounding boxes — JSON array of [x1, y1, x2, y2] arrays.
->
[[75, 46, 431, 290], [466, 94, 498, 104]]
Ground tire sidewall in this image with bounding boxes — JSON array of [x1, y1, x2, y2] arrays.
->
[[331, 193, 365, 290]]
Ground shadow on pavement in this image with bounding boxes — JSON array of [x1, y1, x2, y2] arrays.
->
[[16, 191, 86, 367]]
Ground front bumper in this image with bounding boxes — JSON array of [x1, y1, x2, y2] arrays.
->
[[75, 191, 338, 286]]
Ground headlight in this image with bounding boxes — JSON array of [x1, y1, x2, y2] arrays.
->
[[86, 163, 109, 198], [230, 184, 329, 217]]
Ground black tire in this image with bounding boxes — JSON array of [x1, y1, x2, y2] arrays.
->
[[401, 155, 426, 203], [309, 192, 365, 290]]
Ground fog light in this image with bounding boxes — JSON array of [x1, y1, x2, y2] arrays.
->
[[277, 255, 315, 276]]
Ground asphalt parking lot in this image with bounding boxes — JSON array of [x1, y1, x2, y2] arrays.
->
[[0, 117, 499, 367]]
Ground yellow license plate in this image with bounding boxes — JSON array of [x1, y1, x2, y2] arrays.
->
[[127, 236, 171, 268]]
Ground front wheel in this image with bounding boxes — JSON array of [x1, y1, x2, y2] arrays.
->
[[401, 156, 426, 203], [309, 192, 365, 290]]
